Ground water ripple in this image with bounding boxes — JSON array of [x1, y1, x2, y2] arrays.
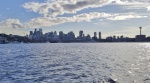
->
[[0, 43, 149, 83]]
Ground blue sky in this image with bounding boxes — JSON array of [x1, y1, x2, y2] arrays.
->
[[0, 0, 150, 38]]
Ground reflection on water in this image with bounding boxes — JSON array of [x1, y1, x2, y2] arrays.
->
[[0, 43, 150, 83]]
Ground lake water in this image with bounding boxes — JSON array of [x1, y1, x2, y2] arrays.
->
[[0, 43, 150, 83]]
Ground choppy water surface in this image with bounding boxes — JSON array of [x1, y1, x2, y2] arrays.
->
[[0, 43, 150, 83]]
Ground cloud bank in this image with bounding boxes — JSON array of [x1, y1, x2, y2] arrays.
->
[[0, 0, 149, 29], [0, 19, 24, 28], [107, 14, 147, 20], [0, 12, 146, 28], [22, 0, 112, 17], [25, 12, 113, 28]]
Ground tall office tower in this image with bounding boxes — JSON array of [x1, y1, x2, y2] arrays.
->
[[39, 28, 42, 33], [34, 29, 37, 34], [99, 32, 101, 39], [29, 31, 33, 39], [30, 31, 33, 35], [36, 31, 40, 39], [39, 28, 43, 37], [59, 31, 64, 40], [50, 31, 54, 37], [71, 31, 75, 40], [94, 32, 97, 37], [54, 31, 57, 36], [79, 30, 83, 39]]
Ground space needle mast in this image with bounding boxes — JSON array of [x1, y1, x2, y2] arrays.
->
[[139, 27, 142, 35]]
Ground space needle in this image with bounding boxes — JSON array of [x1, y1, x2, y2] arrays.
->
[[139, 27, 142, 35]]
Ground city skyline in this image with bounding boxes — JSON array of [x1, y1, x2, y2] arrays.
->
[[27, 27, 148, 42], [0, 26, 149, 44], [0, 0, 150, 37], [28, 26, 142, 38]]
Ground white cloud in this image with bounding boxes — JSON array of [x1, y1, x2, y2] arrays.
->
[[22, 0, 112, 17], [94, 22, 112, 27], [1, 0, 150, 37], [1, 0, 149, 29], [0, 12, 112, 28], [25, 12, 113, 28], [147, 6, 150, 11], [0, 12, 147, 28], [22, 0, 150, 18], [0, 0, 149, 29], [107, 14, 147, 20], [111, 0, 128, 4], [0, 19, 24, 28], [114, 0, 150, 10]]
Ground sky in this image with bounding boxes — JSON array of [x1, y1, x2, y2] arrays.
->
[[0, 0, 150, 38]]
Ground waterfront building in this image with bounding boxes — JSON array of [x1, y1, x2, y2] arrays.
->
[[106, 36, 113, 42], [135, 35, 146, 42], [146, 37, 150, 41], [79, 30, 83, 39], [86, 34, 91, 40]]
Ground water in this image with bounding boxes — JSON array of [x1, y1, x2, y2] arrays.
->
[[0, 43, 150, 83]]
